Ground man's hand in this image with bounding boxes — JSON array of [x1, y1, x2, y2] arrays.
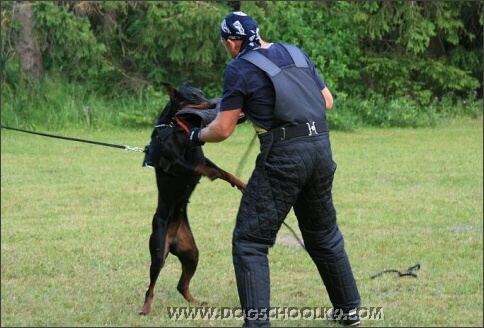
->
[[187, 127, 205, 147]]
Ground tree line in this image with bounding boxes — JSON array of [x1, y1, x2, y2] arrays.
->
[[1, 1, 482, 129]]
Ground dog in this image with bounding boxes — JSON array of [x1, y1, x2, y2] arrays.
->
[[139, 82, 246, 315]]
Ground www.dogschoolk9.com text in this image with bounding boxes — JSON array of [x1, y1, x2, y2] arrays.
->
[[167, 306, 384, 322]]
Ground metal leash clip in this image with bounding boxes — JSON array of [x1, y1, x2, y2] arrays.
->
[[124, 145, 146, 152]]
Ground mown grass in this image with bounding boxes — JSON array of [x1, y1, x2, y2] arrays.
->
[[1, 118, 482, 327]]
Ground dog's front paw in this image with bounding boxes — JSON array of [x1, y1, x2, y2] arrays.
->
[[195, 165, 222, 180]]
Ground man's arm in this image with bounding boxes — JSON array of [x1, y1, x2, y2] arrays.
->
[[199, 108, 242, 143], [322, 87, 333, 110]]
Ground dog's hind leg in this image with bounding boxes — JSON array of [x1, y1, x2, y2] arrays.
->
[[140, 213, 170, 315], [171, 215, 207, 306]]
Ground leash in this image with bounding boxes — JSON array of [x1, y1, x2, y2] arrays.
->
[[281, 221, 306, 250], [3, 124, 308, 250], [370, 263, 421, 279], [235, 132, 258, 178], [1, 125, 145, 152]]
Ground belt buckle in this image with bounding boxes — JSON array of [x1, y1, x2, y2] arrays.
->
[[307, 122, 318, 136]]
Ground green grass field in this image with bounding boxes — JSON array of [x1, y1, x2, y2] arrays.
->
[[1, 119, 482, 327]]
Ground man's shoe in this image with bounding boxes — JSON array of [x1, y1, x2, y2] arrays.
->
[[330, 308, 361, 327]]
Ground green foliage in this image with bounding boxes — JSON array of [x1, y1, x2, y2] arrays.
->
[[355, 1, 463, 54], [2, 73, 124, 130], [1, 1, 482, 130], [1, 73, 181, 131], [117, 85, 169, 128], [328, 91, 482, 131], [32, 2, 114, 90], [97, 1, 231, 94], [326, 93, 362, 132], [431, 90, 483, 120], [1, 2, 18, 88], [355, 96, 437, 128], [362, 54, 480, 106], [2, 75, 481, 132], [252, 1, 364, 96], [354, 1, 482, 101], [330, 95, 437, 130], [326, 108, 360, 132]]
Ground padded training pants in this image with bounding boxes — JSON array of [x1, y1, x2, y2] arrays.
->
[[232, 132, 361, 327]]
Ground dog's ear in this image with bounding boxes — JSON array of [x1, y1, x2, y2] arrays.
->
[[161, 82, 177, 99]]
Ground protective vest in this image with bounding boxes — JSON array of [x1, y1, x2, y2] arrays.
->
[[241, 44, 328, 131]]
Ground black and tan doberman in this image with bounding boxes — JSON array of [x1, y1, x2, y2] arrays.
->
[[139, 82, 246, 315]]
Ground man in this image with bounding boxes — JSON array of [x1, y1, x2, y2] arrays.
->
[[187, 11, 361, 327]]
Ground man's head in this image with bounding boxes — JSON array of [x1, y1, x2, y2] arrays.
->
[[220, 11, 260, 58]]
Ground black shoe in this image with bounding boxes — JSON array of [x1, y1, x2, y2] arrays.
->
[[330, 308, 361, 327]]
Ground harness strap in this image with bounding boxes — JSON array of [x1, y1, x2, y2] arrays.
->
[[174, 116, 190, 133], [282, 44, 308, 68], [241, 44, 308, 77], [242, 51, 280, 77]]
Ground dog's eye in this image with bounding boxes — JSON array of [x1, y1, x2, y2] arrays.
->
[[191, 91, 203, 100]]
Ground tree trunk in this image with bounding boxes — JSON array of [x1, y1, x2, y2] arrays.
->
[[12, 1, 43, 80]]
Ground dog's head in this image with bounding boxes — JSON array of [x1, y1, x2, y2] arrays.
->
[[162, 81, 210, 110]]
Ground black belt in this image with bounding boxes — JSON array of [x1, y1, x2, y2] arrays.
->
[[272, 122, 327, 141]]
